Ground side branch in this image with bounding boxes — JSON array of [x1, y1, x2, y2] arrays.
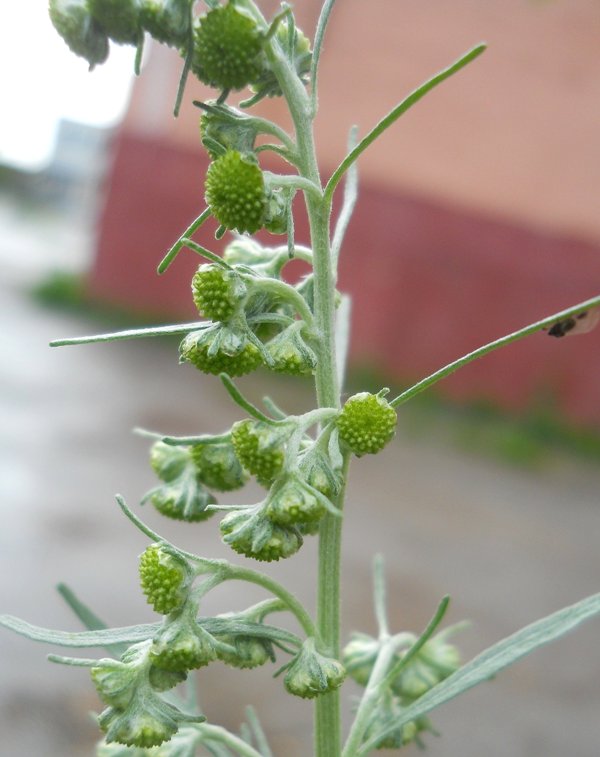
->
[[390, 295, 600, 408], [324, 43, 486, 206]]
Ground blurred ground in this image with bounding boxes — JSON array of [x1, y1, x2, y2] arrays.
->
[[1, 197, 599, 756]]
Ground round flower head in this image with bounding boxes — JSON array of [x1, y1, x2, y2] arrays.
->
[[230, 420, 288, 484], [139, 544, 190, 615], [215, 632, 275, 669], [205, 151, 267, 234], [151, 622, 218, 673], [283, 638, 346, 699], [98, 698, 178, 748], [219, 506, 302, 562], [191, 264, 245, 322], [336, 392, 397, 456], [49, 0, 109, 69], [180, 326, 263, 377], [342, 631, 381, 687], [191, 3, 264, 91], [264, 322, 317, 376], [266, 476, 326, 527], [149, 441, 189, 483], [190, 441, 248, 492]]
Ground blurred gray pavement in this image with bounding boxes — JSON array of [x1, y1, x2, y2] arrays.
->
[[1, 200, 600, 756]]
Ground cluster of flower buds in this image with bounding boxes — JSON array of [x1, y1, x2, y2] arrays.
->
[[180, 238, 317, 378], [216, 417, 342, 560], [142, 438, 246, 521], [49, 0, 192, 69], [343, 627, 463, 749], [49, 0, 312, 100], [91, 640, 205, 748]]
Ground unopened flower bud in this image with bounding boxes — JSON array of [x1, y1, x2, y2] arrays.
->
[[283, 638, 346, 699], [49, 0, 109, 70], [231, 420, 291, 484], [190, 441, 247, 492], [220, 506, 302, 562], [180, 325, 263, 377], [266, 475, 325, 527], [342, 632, 381, 687], [264, 322, 316, 376]]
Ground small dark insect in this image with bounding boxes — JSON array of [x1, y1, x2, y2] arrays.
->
[[547, 309, 600, 338]]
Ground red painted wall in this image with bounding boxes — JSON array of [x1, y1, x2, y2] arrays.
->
[[90, 132, 600, 425]]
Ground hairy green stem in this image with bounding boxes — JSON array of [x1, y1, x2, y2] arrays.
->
[[221, 564, 316, 640], [261, 19, 346, 756]]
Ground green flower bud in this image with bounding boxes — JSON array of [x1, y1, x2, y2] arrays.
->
[[139, 544, 191, 616], [336, 392, 397, 457], [151, 620, 218, 673], [191, 3, 264, 91], [222, 237, 276, 267], [283, 638, 346, 699], [149, 441, 189, 483], [144, 466, 216, 522], [263, 187, 288, 236], [363, 691, 431, 750], [98, 698, 178, 748], [264, 322, 316, 376], [49, 0, 109, 70], [230, 420, 291, 484], [341, 631, 381, 687], [220, 506, 302, 562], [250, 19, 312, 98], [298, 448, 341, 500], [91, 642, 154, 710], [215, 632, 275, 669], [91, 659, 139, 710], [265, 475, 325, 527], [191, 264, 246, 322], [190, 441, 247, 492], [180, 325, 263, 377], [139, 0, 190, 48], [205, 150, 267, 235], [199, 103, 258, 160], [391, 631, 461, 701], [148, 665, 187, 693], [88, 0, 141, 45]]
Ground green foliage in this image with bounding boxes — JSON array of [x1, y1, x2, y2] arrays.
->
[[6, 2, 600, 755]]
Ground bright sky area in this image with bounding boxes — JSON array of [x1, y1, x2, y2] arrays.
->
[[1, 0, 135, 171]]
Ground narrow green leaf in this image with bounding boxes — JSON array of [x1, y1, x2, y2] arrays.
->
[[157, 208, 212, 274], [390, 294, 600, 408], [324, 43, 486, 205], [359, 591, 600, 754], [57, 583, 107, 631], [0, 615, 159, 648], [219, 374, 279, 424], [50, 321, 206, 348], [57, 583, 130, 657], [310, 0, 339, 113], [0, 615, 299, 650]]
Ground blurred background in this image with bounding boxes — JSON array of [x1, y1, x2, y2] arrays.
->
[[1, 0, 599, 755]]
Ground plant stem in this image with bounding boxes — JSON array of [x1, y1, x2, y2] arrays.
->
[[261, 24, 346, 757]]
